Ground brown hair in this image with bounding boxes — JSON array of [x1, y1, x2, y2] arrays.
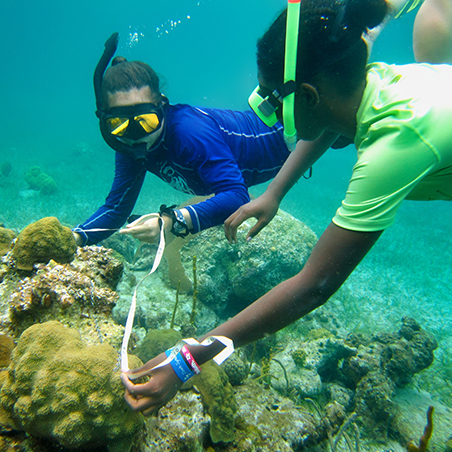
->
[[101, 56, 162, 106]]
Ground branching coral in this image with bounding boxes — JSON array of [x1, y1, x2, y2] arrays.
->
[[407, 405, 434, 452]]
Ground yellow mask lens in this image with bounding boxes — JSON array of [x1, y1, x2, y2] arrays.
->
[[134, 113, 160, 133], [106, 117, 130, 136]]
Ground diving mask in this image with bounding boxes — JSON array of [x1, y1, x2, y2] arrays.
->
[[102, 103, 164, 141], [248, 81, 297, 128], [249, 0, 301, 151]]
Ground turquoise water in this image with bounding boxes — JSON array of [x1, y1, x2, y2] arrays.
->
[[1, 0, 451, 410]]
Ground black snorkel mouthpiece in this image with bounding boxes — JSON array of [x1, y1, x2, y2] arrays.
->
[[93, 32, 148, 161]]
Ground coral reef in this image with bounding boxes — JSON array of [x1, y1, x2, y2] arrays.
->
[[269, 335, 357, 397], [342, 317, 437, 440], [145, 378, 321, 451], [72, 245, 124, 290], [101, 233, 136, 264], [0, 321, 144, 451], [134, 328, 182, 363], [0, 333, 14, 368], [0, 210, 445, 452], [24, 166, 57, 195], [0, 227, 15, 256], [407, 405, 434, 452], [191, 361, 238, 443], [2, 246, 124, 347], [221, 353, 248, 386], [11, 217, 77, 271], [180, 210, 317, 319]]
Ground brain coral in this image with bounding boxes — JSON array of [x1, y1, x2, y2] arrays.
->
[[12, 217, 77, 270], [0, 321, 144, 451]]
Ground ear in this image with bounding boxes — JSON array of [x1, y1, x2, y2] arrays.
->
[[298, 83, 320, 107]]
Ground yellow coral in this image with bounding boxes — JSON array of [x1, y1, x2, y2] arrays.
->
[[12, 217, 76, 270], [0, 227, 15, 257], [0, 321, 144, 450], [191, 361, 238, 443]]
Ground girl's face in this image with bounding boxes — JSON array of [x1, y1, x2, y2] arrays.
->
[[292, 84, 326, 142], [105, 86, 165, 148]]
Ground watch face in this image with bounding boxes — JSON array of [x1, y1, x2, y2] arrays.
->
[[173, 222, 187, 233], [172, 210, 189, 237]]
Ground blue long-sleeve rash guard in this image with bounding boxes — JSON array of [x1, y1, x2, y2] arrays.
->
[[74, 104, 289, 245]]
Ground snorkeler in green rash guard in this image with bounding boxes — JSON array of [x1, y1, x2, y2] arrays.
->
[[121, 0, 452, 416]]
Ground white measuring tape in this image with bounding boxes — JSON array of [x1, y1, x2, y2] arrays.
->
[[81, 213, 234, 373]]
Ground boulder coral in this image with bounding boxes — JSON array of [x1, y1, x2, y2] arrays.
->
[[181, 210, 317, 319], [0, 227, 15, 256], [24, 166, 57, 195], [0, 333, 14, 368], [134, 328, 182, 363], [12, 217, 77, 271], [0, 320, 144, 451]]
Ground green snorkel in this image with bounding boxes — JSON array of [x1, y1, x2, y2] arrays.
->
[[283, 0, 301, 152], [248, 0, 300, 151]]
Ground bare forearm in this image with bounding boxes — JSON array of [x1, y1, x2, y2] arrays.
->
[[192, 223, 382, 364], [267, 131, 339, 202], [203, 273, 323, 348]]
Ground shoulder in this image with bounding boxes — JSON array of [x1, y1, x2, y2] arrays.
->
[[168, 104, 215, 129], [166, 104, 225, 144]]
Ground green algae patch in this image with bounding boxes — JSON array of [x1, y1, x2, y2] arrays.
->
[[192, 361, 238, 443], [135, 328, 182, 363]]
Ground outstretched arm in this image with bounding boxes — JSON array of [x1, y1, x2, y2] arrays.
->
[[224, 131, 340, 242], [122, 222, 382, 414]]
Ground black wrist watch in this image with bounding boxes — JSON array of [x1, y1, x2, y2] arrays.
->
[[172, 209, 190, 237], [159, 204, 190, 238]]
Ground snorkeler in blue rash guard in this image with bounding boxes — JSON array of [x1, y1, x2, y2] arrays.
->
[[72, 38, 289, 247]]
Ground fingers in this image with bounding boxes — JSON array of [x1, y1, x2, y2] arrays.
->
[[246, 217, 269, 241], [124, 389, 158, 414], [224, 209, 252, 243], [118, 220, 158, 243], [224, 212, 239, 243], [121, 373, 139, 393], [121, 363, 182, 416]]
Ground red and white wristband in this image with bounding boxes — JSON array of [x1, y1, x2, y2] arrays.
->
[[180, 345, 201, 375]]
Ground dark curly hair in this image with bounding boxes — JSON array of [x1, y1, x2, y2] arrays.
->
[[257, 0, 388, 94]]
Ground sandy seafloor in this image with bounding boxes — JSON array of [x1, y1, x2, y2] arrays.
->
[[0, 0, 451, 449]]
